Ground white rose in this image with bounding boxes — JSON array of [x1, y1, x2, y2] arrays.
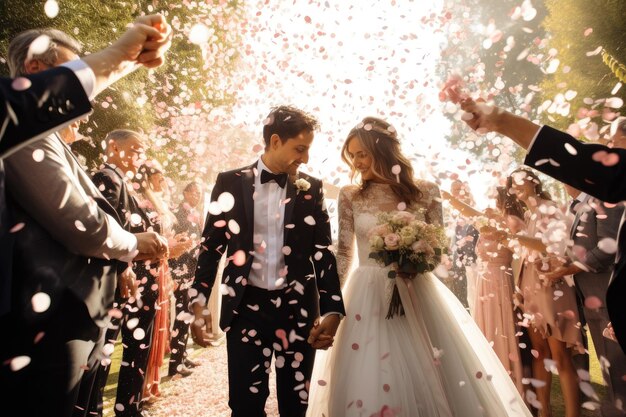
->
[[295, 178, 311, 192]]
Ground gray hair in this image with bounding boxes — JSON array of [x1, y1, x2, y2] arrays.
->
[[103, 129, 145, 153], [8, 28, 82, 77]]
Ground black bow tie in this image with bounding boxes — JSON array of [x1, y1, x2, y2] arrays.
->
[[260, 169, 288, 188]]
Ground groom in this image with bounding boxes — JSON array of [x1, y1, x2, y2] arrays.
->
[[190, 105, 346, 417]]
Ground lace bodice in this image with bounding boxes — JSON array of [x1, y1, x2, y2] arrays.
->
[[336, 181, 443, 286]]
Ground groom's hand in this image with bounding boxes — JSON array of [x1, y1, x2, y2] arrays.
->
[[190, 301, 211, 348], [308, 314, 341, 350]]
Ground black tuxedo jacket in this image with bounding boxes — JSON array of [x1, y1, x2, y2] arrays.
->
[[525, 125, 626, 353], [0, 66, 91, 157], [91, 164, 153, 235], [0, 66, 92, 316], [193, 162, 346, 335]]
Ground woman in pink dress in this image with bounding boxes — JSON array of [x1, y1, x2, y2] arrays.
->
[[443, 186, 527, 393], [472, 186, 525, 393], [508, 168, 584, 417]]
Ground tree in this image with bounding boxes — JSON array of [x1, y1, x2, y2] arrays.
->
[[437, 0, 547, 162], [537, 0, 626, 139], [0, 0, 246, 176]]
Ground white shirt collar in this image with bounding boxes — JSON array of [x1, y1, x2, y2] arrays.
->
[[257, 156, 273, 174]]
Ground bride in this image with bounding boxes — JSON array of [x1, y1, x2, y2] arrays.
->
[[306, 117, 532, 417]]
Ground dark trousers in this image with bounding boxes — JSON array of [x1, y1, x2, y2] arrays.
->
[[0, 291, 101, 417], [227, 286, 315, 417], [88, 271, 158, 417], [169, 281, 192, 374], [575, 273, 626, 417]]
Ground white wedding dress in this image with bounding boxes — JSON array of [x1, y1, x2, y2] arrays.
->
[[307, 182, 531, 417]]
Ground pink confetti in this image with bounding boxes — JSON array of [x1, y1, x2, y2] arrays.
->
[[9, 222, 25, 233], [592, 151, 620, 167], [231, 250, 246, 267], [584, 296, 603, 309], [275, 329, 288, 349], [11, 77, 32, 91]]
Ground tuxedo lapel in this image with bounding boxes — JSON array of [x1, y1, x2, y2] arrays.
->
[[283, 175, 297, 245], [570, 194, 590, 240]]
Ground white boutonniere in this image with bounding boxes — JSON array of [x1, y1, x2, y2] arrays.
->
[[294, 178, 311, 194]]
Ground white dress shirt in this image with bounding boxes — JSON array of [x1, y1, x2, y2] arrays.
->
[[249, 157, 288, 290]]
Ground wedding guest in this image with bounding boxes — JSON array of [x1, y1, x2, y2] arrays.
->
[[0, 16, 172, 417], [544, 183, 626, 416], [443, 186, 525, 392], [507, 167, 584, 417], [89, 130, 162, 417], [447, 179, 479, 313], [137, 162, 192, 402], [460, 99, 626, 354], [168, 180, 205, 377]]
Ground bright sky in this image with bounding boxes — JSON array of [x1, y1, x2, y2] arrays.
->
[[224, 0, 495, 209]]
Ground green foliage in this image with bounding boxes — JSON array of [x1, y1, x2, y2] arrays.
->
[[439, 0, 547, 162], [0, 0, 245, 175], [538, 0, 626, 134]]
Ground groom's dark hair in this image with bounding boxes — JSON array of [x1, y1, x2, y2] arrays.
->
[[262, 105, 319, 148]]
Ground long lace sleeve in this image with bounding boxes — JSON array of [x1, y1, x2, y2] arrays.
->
[[336, 186, 356, 288]]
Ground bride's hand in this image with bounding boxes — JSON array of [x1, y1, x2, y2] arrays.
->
[[308, 314, 342, 350], [396, 271, 416, 280]]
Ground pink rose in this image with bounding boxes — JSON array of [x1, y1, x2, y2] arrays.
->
[[369, 224, 391, 238], [384, 233, 401, 250], [392, 211, 416, 224], [411, 240, 434, 256]]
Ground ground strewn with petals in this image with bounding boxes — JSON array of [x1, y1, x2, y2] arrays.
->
[[104, 343, 279, 417]]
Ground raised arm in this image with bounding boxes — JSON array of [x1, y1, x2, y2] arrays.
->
[[459, 98, 626, 204], [460, 98, 540, 150], [441, 189, 483, 219]]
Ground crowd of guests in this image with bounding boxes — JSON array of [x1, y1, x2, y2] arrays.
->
[[3, 8, 626, 417], [0, 14, 224, 417], [440, 116, 626, 417], [86, 129, 217, 413]]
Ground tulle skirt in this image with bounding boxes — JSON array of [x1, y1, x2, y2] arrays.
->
[[307, 264, 532, 417]]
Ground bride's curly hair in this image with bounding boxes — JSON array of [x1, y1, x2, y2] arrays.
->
[[342, 116, 422, 205]]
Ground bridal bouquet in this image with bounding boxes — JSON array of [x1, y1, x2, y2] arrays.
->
[[368, 210, 449, 318]]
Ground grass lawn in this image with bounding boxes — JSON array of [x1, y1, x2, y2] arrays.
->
[[551, 329, 606, 417]]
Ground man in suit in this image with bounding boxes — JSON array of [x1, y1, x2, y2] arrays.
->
[[0, 16, 172, 417], [543, 184, 626, 416], [460, 99, 626, 355], [89, 129, 163, 417], [191, 105, 346, 417]]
